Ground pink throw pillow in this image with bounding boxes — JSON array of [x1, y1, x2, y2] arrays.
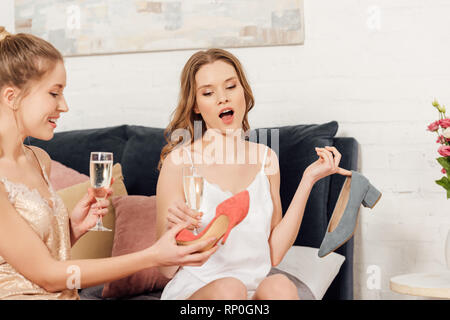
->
[[102, 195, 170, 298], [50, 160, 89, 190]]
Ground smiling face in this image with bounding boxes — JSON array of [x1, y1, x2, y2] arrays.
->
[[15, 61, 68, 140], [194, 60, 247, 134]]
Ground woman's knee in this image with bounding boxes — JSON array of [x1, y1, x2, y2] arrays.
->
[[209, 277, 247, 300], [256, 274, 299, 300]]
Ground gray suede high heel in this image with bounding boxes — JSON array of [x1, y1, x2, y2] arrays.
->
[[318, 171, 381, 258]]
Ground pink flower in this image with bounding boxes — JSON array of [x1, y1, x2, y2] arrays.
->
[[439, 118, 450, 129], [438, 145, 450, 157], [442, 168, 447, 174], [436, 135, 446, 144], [428, 120, 440, 131]]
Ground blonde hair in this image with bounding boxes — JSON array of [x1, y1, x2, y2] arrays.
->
[[157, 48, 255, 170], [0, 26, 63, 108], [0, 26, 9, 41]]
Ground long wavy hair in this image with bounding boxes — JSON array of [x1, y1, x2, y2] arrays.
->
[[157, 48, 254, 171]]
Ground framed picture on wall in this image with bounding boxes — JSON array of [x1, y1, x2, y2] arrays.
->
[[14, 0, 305, 56]]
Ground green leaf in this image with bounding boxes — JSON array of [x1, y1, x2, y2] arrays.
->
[[435, 176, 450, 189], [436, 177, 450, 199], [437, 157, 450, 172]]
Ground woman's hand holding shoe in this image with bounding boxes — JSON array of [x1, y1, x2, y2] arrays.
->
[[303, 146, 352, 184], [150, 222, 218, 267]]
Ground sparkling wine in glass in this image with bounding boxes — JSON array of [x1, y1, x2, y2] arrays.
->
[[89, 152, 113, 232], [182, 166, 204, 234]]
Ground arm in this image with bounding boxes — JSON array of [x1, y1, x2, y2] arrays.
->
[[265, 148, 314, 266], [267, 146, 343, 266], [0, 185, 159, 292], [0, 184, 216, 293], [155, 149, 188, 279]]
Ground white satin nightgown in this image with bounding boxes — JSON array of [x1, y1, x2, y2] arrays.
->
[[161, 145, 274, 300]]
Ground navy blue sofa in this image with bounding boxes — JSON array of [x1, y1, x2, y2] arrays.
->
[[29, 120, 358, 300]]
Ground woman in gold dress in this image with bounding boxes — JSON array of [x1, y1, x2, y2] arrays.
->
[[0, 27, 217, 300]]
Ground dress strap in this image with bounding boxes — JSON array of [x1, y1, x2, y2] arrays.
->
[[261, 145, 269, 173], [23, 145, 51, 187], [24, 145, 44, 172]]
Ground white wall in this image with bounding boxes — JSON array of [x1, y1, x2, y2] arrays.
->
[[0, 0, 14, 32], [2, 0, 450, 299]]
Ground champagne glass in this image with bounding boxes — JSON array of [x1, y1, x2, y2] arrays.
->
[[182, 166, 204, 234], [89, 152, 113, 232]]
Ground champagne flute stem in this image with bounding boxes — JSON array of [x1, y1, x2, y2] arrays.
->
[[95, 216, 102, 229]]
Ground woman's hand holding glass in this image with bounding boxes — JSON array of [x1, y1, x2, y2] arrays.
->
[[166, 199, 203, 231], [69, 178, 114, 242], [89, 152, 114, 231]]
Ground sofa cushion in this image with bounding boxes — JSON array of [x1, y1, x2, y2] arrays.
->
[[49, 160, 89, 191], [120, 126, 166, 196], [250, 121, 339, 247], [276, 245, 345, 300]]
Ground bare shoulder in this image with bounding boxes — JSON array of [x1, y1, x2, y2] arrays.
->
[[247, 141, 276, 156], [265, 146, 279, 177], [248, 142, 279, 176], [160, 146, 190, 172], [157, 146, 190, 192], [265, 145, 279, 163], [26, 145, 52, 175]]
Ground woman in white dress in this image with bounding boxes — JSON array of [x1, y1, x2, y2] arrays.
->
[[156, 48, 351, 300]]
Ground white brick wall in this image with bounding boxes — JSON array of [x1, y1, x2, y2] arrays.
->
[[2, 0, 450, 299]]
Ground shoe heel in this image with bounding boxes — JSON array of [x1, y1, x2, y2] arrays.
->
[[362, 183, 382, 209]]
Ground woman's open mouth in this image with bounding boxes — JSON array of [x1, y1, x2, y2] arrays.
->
[[219, 108, 234, 125], [48, 117, 58, 128]]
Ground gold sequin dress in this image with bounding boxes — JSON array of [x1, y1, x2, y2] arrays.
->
[[0, 147, 79, 300]]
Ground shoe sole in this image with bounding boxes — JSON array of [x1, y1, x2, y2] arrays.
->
[[320, 192, 382, 258], [176, 215, 229, 252]]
